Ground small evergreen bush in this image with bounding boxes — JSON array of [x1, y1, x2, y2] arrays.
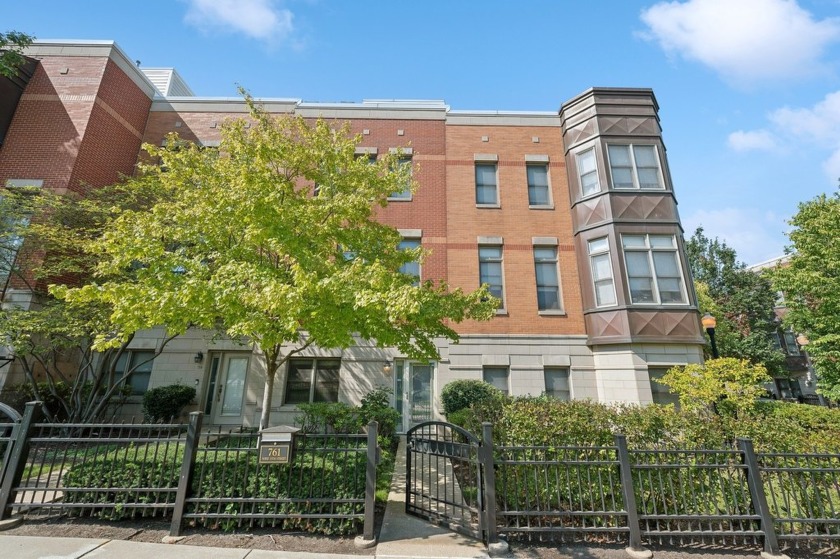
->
[[440, 379, 502, 416], [359, 386, 400, 440], [142, 384, 195, 422]]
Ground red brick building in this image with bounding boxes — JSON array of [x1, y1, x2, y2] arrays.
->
[[0, 40, 705, 428]]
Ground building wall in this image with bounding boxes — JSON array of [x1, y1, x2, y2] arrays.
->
[[444, 122, 586, 336], [1, 40, 710, 425]]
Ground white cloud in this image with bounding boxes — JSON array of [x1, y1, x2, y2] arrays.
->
[[769, 91, 840, 144], [682, 207, 788, 266], [729, 90, 840, 182], [727, 129, 779, 152], [184, 0, 294, 42], [823, 148, 840, 183], [640, 0, 840, 85]]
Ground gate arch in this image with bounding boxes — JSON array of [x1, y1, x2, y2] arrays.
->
[[405, 421, 485, 541]]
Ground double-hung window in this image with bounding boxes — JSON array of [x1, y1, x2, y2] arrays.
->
[[398, 238, 421, 284], [622, 234, 686, 304], [388, 156, 412, 200], [527, 164, 550, 206], [475, 163, 498, 205], [113, 350, 155, 396], [607, 144, 663, 189], [284, 358, 341, 404], [534, 246, 561, 311], [479, 245, 505, 308], [577, 148, 600, 196], [588, 237, 616, 307]]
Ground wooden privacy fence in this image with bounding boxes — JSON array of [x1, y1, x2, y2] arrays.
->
[[0, 402, 380, 539]]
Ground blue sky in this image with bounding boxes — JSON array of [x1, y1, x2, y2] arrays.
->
[[3, 0, 840, 266]]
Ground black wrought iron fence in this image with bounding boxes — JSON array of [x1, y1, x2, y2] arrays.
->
[[759, 451, 840, 542], [495, 445, 626, 542], [9, 421, 188, 519], [183, 429, 368, 534], [628, 447, 760, 545], [0, 402, 380, 540]]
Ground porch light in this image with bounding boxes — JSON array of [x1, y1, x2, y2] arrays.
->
[[796, 334, 809, 347], [194, 351, 204, 364], [383, 360, 393, 375]]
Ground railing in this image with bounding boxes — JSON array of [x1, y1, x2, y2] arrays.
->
[[0, 402, 380, 540], [759, 451, 840, 542], [482, 430, 832, 554], [183, 429, 368, 533], [495, 445, 627, 541]]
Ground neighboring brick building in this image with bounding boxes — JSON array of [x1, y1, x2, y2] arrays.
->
[[0, 40, 705, 428]]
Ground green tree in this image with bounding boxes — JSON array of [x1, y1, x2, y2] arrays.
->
[[685, 227, 785, 374], [0, 31, 34, 78], [0, 182, 174, 422], [56, 99, 497, 429], [773, 192, 840, 400], [660, 358, 771, 417]]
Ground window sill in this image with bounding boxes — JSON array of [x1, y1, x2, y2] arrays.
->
[[529, 204, 554, 210], [476, 203, 501, 209], [387, 196, 413, 202], [495, 309, 508, 316], [538, 309, 566, 316]]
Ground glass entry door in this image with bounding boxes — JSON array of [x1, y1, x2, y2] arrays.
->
[[399, 362, 433, 430], [208, 354, 249, 425]]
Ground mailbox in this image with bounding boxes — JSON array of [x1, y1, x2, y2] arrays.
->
[[258, 425, 300, 464]]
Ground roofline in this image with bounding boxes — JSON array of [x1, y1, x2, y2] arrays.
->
[[24, 39, 159, 100]]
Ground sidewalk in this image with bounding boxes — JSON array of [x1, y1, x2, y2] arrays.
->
[[375, 437, 488, 559], [0, 535, 370, 558]]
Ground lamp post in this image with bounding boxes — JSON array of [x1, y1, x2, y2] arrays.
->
[[701, 312, 719, 359]]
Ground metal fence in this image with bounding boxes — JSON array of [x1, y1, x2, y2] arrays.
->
[[479, 430, 838, 554], [495, 445, 627, 541], [0, 402, 380, 539]]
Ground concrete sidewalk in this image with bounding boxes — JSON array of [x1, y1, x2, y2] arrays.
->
[[375, 437, 489, 559], [0, 535, 370, 558]]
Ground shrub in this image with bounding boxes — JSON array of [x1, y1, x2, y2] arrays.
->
[[142, 384, 196, 422], [359, 386, 400, 440], [440, 379, 502, 416], [296, 402, 362, 434]]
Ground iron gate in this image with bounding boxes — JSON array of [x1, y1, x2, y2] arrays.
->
[[405, 421, 487, 541]]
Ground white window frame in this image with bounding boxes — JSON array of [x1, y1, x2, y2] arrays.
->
[[606, 144, 664, 190], [621, 234, 687, 305], [587, 237, 617, 308], [576, 147, 601, 197]]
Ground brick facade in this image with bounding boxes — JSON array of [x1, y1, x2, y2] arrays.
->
[[0, 40, 706, 426]]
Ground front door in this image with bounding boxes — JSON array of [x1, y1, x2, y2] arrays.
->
[[205, 354, 250, 425], [399, 362, 433, 430]]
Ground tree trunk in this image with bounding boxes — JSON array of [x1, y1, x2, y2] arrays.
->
[[259, 368, 275, 430]]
